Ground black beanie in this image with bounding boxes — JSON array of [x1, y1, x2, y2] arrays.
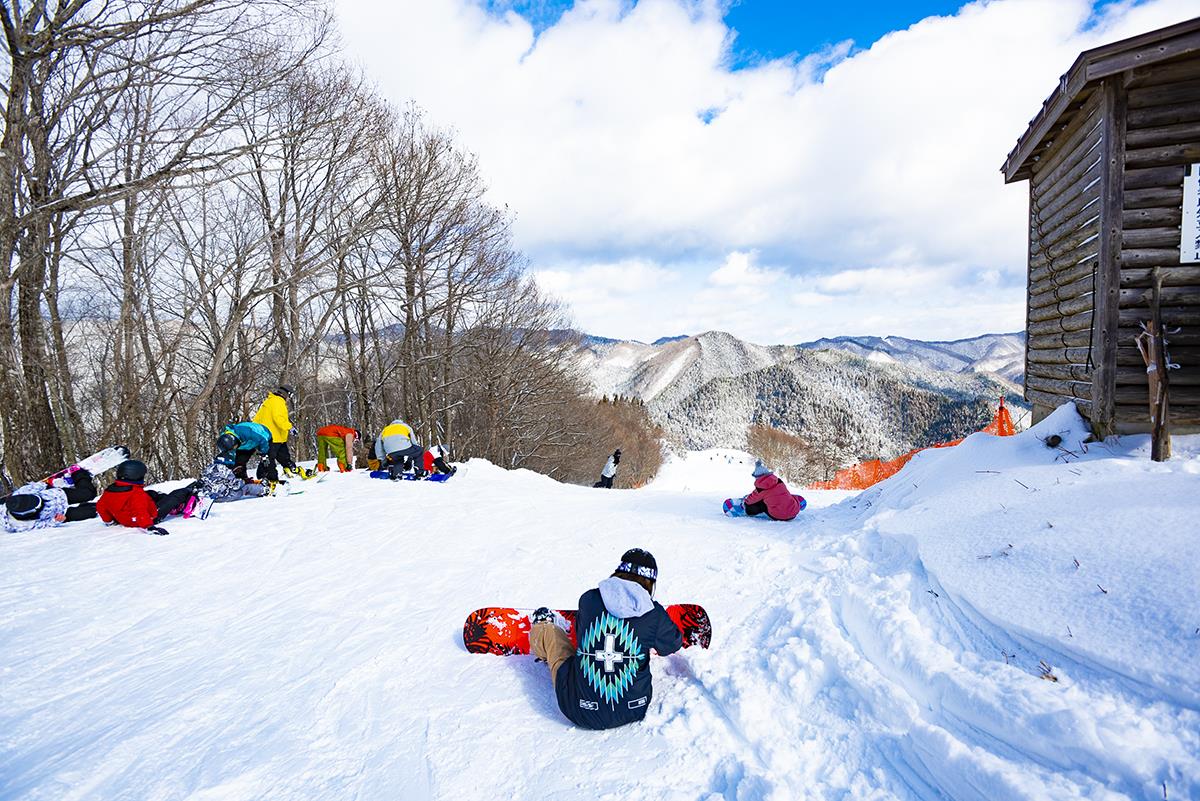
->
[[7, 493, 44, 521], [616, 548, 657, 581]]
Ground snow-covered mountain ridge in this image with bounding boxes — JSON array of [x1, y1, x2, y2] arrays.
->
[[580, 330, 1025, 399], [2, 410, 1195, 799], [799, 331, 1026, 383], [578, 330, 1026, 461]]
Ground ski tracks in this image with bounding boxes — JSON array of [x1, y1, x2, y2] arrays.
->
[[634, 494, 1196, 801]]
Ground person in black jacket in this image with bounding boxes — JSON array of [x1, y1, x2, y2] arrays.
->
[[530, 548, 682, 729]]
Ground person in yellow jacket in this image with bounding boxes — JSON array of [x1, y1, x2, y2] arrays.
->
[[373, 418, 426, 479], [252, 384, 310, 481]]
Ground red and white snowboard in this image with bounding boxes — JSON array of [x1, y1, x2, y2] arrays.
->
[[463, 604, 712, 656], [44, 446, 131, 488]]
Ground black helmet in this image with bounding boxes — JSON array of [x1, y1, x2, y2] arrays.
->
[[616, 548, 657, 581], [216, 432, 239, 452], [277, 384, 295, 398], [116, 459, 147, 484], [6, 493, 44, 521]]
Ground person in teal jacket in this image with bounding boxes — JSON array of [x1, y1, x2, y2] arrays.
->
[[217, 422, 272, 480]]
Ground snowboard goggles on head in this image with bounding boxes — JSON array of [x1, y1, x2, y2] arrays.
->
[[617, 561, 657, 581]]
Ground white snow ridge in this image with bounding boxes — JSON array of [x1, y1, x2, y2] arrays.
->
[[1, 412, 1198, 800]]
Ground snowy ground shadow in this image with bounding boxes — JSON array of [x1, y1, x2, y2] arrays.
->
[[515, 656, 572, 726], [449, 627, 568, 725]]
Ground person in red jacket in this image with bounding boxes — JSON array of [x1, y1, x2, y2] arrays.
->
[[96, 460, 200, 535], [314, 424, 358, 472], [741, 460, 802, 521], [421, 445, 456, 476]]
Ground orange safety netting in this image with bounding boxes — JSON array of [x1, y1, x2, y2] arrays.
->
[[808, 398, 1016, 491]]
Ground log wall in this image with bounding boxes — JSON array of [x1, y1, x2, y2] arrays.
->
[[1025, 88, 1103, 420], [1115, 53, 1200, 428], [1022, 51, 1200, 429]]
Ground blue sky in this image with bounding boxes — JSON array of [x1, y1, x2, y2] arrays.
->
[[490, 0, 973, 64]]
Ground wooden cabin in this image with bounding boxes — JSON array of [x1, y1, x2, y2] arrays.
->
[[1002, 17, 1200, 436]]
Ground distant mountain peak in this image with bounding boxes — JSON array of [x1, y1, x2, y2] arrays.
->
[[652, 334, 690, 346]]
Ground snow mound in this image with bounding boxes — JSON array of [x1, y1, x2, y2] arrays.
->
[[862, 404, 1200, 699]]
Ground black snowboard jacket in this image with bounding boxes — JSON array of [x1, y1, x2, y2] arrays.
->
[[554, 578, 682, 730]]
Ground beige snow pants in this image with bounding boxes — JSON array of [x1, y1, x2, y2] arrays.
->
[[530, 622, 574, 688]]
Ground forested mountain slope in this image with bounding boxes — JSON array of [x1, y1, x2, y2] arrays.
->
[[579, 331, 1025, 461]]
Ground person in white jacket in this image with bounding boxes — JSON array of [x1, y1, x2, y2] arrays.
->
[[593, 449, 621, 489]]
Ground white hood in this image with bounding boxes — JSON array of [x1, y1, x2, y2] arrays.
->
[[598, 576, 654, 619]]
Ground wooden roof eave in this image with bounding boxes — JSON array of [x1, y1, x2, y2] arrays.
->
[[1001, 16, 1200, 184]]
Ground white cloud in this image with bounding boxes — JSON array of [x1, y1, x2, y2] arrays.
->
[[335, 0, 1199, 341], [708, 250, 781, 287], [533, 250, 1022, 344]]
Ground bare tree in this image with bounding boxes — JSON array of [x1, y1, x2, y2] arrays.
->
[[0, 0, 328, 477]]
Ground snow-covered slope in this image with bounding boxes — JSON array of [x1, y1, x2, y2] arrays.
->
[[581, 330, 791, 401], [2, 420, 1197, 800], [658, 349, 1021, 457]]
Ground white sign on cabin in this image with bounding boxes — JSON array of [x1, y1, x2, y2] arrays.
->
[[1183, 164, 1200, 263]]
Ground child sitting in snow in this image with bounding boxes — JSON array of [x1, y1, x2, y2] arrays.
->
[[96, 460, 201, 535], [423, 445, 456, 476], [199, 442, 270, 503], [1, 469, 100, 533], [725, 460, 804, 521]]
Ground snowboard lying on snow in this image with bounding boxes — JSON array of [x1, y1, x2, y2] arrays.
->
[[2, 445, 130, 503], [368, 470, 452, 482], [722, 495, 806, 518], [463, 604, 712, 656]]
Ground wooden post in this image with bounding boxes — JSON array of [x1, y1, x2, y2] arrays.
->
[[1136, 268, 1172, 461], [1091, 77, 1127, 438]]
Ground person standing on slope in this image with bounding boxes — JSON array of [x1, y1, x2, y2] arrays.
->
[[530, 548, 682, 730], [738, 460, 802, 521], [315, 424, 358, 472], [253, 384, 310, 480], [374, 419, 425, 480], [593, 449, 621, 488]]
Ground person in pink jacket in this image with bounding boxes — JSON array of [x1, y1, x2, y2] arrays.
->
[[742, 461, 802, 521]]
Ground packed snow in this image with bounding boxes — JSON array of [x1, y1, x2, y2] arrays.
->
[[1, 405, 1197, 800]]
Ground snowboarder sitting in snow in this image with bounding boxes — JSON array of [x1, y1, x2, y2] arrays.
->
[[529, 548, 682, 730], [96, 460, 200, 534], [374, 419, 425, 480], [315, 424, 358, 472], [218, 422, 272, 481], [422, 444, 456, 476], [1, 470, 100, 533], [736, 460, 802, 521], [593, 449, 620, 488], [201, 436, 271, 503]]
